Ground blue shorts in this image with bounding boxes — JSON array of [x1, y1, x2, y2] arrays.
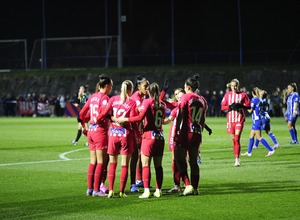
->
[[261, 115, 270, 131], [252, 120, 263, 130], [286, 113, 298, 123]]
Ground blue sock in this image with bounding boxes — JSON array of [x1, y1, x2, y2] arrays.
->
[[289, 128, 296, 141], [268, 132, 278, 146], [260, 138, 273, 151], [248, 138, 254, 153], [295, 129, 298, 142], [255, 138, 259, 147]]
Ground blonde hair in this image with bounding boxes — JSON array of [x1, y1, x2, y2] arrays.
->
[[252, 87, 260, 97], [226, 78, 240, 88], [120, 80, 133, 104]]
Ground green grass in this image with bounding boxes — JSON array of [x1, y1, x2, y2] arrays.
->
[[0, 117, 299, 220]]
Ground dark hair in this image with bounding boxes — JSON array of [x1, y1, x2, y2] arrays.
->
[[288, 83, 298, 92], [262, 90, 267, 99], [98, 74, 112, 88], [83, 85, 89, 93], [174, 88, 185, 94], [135, 75, 148, 89], [185, 74, 199, 92]]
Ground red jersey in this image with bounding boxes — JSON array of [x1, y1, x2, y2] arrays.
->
[[98, 95, 138, 131], [168, 107, 179, 150], [79, 92, 110, 130], [159, 90, 178, 110], [131, 91, 145, 109], [130, 91, 146, 137], [128, 98, 166, 132], [221, 91, 251, 123], [177, 92, 207, 134]]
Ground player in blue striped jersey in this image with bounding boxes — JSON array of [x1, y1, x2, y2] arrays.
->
[[283, 83, 299, 144], [241, 87, 275, 157], [252, 90, 279, 149]]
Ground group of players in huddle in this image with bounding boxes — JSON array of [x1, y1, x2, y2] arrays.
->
[[77, 74, 299, 198]]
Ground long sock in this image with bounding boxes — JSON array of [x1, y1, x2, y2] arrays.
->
[[93, 163, 103, 191], [234, 135, 241, 158], [120, 165, 128, 193], [108, 162, 117, 191], [255, 138, 260, 147], [190, 162, 200, 190], [289, 128, 296, 141], [260, 138, 273, 151], [136, 167, 142, 183], [130, 147, 138, 185], [101, 165, 107, 186], [268, 132, 278, 145], [172, 161, 180, 185], [155, 166, 163, 190], [295, 129, 298, 142], [142, 166, 150, 188], [87, 163, 96, 190], [75, 129, 82, 142], [248, 138, 254, 153]]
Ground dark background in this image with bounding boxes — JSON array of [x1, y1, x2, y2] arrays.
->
[[1, 0, 300, 57]]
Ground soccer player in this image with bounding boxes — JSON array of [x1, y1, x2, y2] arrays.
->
[[71, 85, 89, 146], [96, 80, 138, 198], [129, 75, 149, 192], [252, 89, 279, 149], [221, 78, 251, 167], [173, 74, 207, 196], [241, 87, 275, 157], [117, 83, 166, 198], [283, 83, 299, 144], [162, 88, 185, 193], [79, 74, 113, 197]]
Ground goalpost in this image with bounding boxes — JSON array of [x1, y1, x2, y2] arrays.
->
[[0, 39, 28, 71], [29, 36, 118, 69]]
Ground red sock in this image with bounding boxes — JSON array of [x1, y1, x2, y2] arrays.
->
[[142, 166, 150, 188], [93, 163, 103, 191], [108, 163, 117, 191], [234, 135, 241, 158], [120, 165, 128, 193], [101, 165, 107, 185], [182, 171, 190, 187], [136, 168, 142, 182], [155, 166, 163, 189], [87, 163, 96, 189]]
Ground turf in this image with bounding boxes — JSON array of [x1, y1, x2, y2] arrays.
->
[[0, 117, 299, 220]]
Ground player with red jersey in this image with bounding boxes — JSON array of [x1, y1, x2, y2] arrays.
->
[[129, 76, 149, 192], [96, 80, 138, 198], [161, 86, 185, 193], [118, 83, 166, 198], [174, 74, 207, 196], [221, 78, 251, 167], [79, 74, 113, 197]]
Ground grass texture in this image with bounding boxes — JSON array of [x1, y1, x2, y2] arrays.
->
[[0, 117, 299, 220]]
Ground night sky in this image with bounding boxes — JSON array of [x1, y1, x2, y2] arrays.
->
[[1, 0, 300, 56]]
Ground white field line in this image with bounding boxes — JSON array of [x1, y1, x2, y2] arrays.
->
[[0, 144, 295, 167], [0, 148, 88, 167]]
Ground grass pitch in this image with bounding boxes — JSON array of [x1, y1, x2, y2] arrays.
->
[[0, 117, 299, 219]]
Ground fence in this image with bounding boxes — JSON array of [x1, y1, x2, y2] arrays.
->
[[0, 37, 299, 70]]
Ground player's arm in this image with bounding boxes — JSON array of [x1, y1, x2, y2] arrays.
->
[[221, 94, 230, 111]]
